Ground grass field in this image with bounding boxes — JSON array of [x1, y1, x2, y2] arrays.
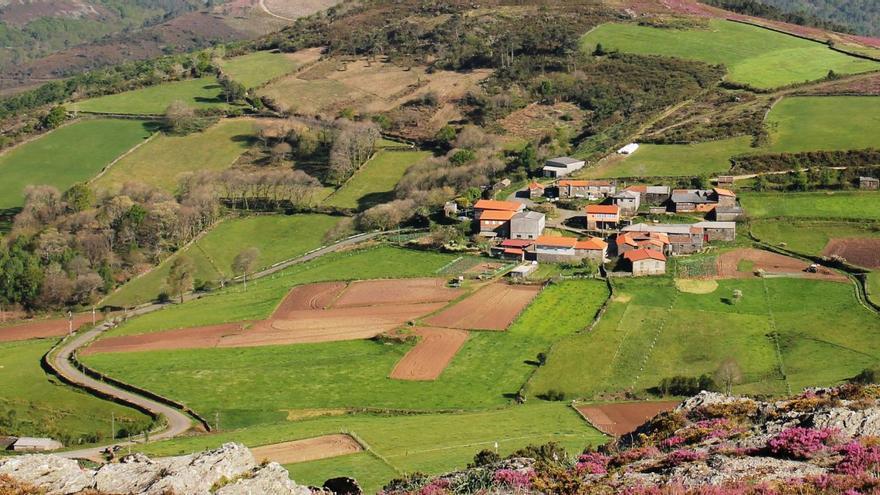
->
[[765, 96, 880, 153], [581, 137, 751, 179], [0, 119, 153, 209], [740, 192, 880, 220], [134, 403, 605, 493], [75, 78, 236, 115], [219, 51, 301, 89], [529, 276, 880, 399], [102, 214, 344, 308], [751, 220, 880, 254], [0, 339, 152, 445], [92, 118, 258, 193], [84, 280, 610, 425], [868, 273, 880, 306], [581, 20, 879, 89], [324, 149, 431, 210]]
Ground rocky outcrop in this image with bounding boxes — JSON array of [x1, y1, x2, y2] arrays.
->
[[0, 443, 313, 495]]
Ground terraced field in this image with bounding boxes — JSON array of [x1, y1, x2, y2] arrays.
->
[[324, 149, 431, 210], [765, 96, 880, 152], [740, 192, 880, 220], [219, 51, 302, 89], [74, 78, 236, 115]]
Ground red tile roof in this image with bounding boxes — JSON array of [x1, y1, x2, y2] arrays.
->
[[625, 185, 647, 193], [528, 182, 545, 190], [480, 210, 516, 221], [559, 180, 612, 187], [500, 239, 534, 248], [503, 248, 525, 256], [713, 188, 736, 197], [575, 237, 607, 251], [624, 249, 667, 262], [474, 199, 523, 211], [585, 204, 620, 215], [535, 235, 578, 248]]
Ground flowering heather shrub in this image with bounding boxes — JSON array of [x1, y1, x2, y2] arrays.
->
[[614, 446, 661, 465], [768, 427, 838, 459], [417, 479, 450, 495], [665, 449, 707, 466], [493, 469, 533, 489], [576, 452, 611, 474], [660, 435, 686, 449], [835, 441, 880, 476]]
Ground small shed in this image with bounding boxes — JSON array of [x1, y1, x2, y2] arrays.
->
[[860, 176, 879, 190], [0, 436, 17, 451], [617, 143, 639, 155], [13, 437, 63, 452], [715, 175, 735, 186], [509, 263, 538, 279]]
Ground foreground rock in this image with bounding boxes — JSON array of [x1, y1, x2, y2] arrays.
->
[[0, 443, 312, 495]]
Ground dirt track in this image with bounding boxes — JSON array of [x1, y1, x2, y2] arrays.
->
[[425, 283, 541, 331], [0, 314, 98, 343], [390, 327, 469, 381], [251, 434, 362, 464], [577, 401, 679, 437], [823, 238, 880, 269], [717, 248, 848, 283]]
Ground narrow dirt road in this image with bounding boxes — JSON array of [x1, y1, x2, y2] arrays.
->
[[259, 0, 297, 22]]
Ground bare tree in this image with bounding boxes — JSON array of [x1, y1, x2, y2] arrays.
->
[[163, 100, 197, 135], [328, 121, 380, 185], [166, 255, 195, 304], [232, 247, 260, 290], [715, 358, 743, 395]]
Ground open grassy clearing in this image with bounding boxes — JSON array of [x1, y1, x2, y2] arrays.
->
[[751, 220, 880, 255], [102, 214, 344, 308], [324, 149, 430, 210], [102, 246, 465, 333], [581, 19, 879, 89], [0, 339, 151, 445], [219, 51, 301, 89], [133, 403, 605, 493], [741, 192, 880, 220], [529, 277, 879, 399], [74, 77, 235, 114], [580, 137, 752, 179], [92, 118, 257, 194], [0, 119, 153, 209], [84, 281, 609, 425], [869, 273, 880, 305], [765, 96, 880, 153]]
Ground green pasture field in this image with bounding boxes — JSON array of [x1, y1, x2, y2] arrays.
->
[[581, 20, 879, 89], [529, 276, 880, 399], [84, 280, 610, 424], [0, 119, 153, 209], [133, 403, 605, 493], [102, 214, 344, 308], [740, 192, 880, 220], [751, 219, 880, 255], [92, 118, 257, 193], [219, 51, 301, 89], [580, 137, 751, 179], [102, 246, 466, 333], [868, 273, 880, 306], [0, 339, 151, 445], [765, 96, 880, 153], [75, 77, 236, 114], [324, 149, 431, 210]]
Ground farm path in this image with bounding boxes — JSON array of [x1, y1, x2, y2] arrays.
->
[[259, 0, 297, 22], [48, 228, 394, 461]]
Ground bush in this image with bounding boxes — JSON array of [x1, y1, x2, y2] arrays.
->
[[850, 368, 878, 385], [469, 449, 501, 468], [538, 389, 566, 401], [657, 374, 717, 396]]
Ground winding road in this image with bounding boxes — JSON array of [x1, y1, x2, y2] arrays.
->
[[49, 229, 395, 460]]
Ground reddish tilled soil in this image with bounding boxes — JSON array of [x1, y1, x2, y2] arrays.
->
[[0, 314, 98, 343], [332, 278, 460, 307], [717, 248, 848, 283], [577, 401, 680, 437], [390, 327, 470, 381], [822, 238, 880, 269], [251, 434, 362, 465], [273, 282, 347, 315], [80, 323, 251, 356], [425, 283, 541, 331]]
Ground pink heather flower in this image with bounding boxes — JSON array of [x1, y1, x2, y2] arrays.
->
[[836, 441, 880, 476], [666, 449, 706, 466], [493, 468, 533, 489], [615, 446, 660, 464], [577, 452, 611, 474], [418, 479, 450, 495], [660, 435, 685, 449], [768, 427, 837, 459]]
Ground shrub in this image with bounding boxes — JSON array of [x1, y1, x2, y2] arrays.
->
[[469, 449, 501, 468], [665, 449, 706, 466], [576, 452, 611, 474], [493, 468, 533, 489], [769, 427, 838, 460]]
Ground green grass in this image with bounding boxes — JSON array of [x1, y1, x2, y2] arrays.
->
[[0, 339, 152, 446], [765, 96, 880, 153], [581, 137, 752, 179], [529, 276, 880, 399], [92, 119, 257, 193], [740, 192, 880, 220], [751, 220, 880, 254], [102, 246, 463, 332], [868, 273, 880, 307], [132, 403, 605, 493], [0, 119, 153, 209], [324, 149, 431, 210], [102, 214, 344, 308], [84, 281, 609, 425], [581, 19, 879, 89], [74, 78, 235, 114], [219, 51, 301, 89]]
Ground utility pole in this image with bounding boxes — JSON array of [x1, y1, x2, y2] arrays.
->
[[92, 306, 96, 326], [215, 411, 220, 432], [111, 412, 115, 441], [67, 310, 73, 335]]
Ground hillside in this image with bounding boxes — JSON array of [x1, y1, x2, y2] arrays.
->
[[755, 0, 880, 37]]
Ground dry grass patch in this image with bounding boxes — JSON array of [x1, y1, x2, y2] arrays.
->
[[674, 278, 719, 294]]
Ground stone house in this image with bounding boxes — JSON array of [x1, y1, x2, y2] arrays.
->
[[557, 180, 616, 199], [527, 182, 545, 198], [533, 235, 607, 263], [624, 249, 667, 276], [623, 185, 671, 206], [616, 231, 670, 256], [611, 190, 641, 214], [585, 204, 620, 230], [860, 176, 880, 190]]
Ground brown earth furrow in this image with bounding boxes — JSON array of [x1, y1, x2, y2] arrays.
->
[[390, 327, 469, 381]]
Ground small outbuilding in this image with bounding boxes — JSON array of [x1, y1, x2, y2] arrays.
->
[[527, 182, 545, 198], [13, 437, 63, 452], [617, 143, 640, 155], [860, 176, 879, 190], [508, 263, 538, 279], [624, 249, 667, 276], [542, 157, 586, 178]]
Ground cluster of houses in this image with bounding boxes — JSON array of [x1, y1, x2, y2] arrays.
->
[[470, 157, 745, 277]]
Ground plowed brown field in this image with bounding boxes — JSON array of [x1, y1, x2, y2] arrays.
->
[[389, 327, 469, 381], [273, 281, 347, 315], [80, 322, 251, 355], [823, 238, 880, 269], [577, 401, 679, 437], [717, 248, 847, 283], [332, 278, 459, 307], [0, 314, 99, 343], [251, 434, 362, 465], [425, 283, 541, 331]]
